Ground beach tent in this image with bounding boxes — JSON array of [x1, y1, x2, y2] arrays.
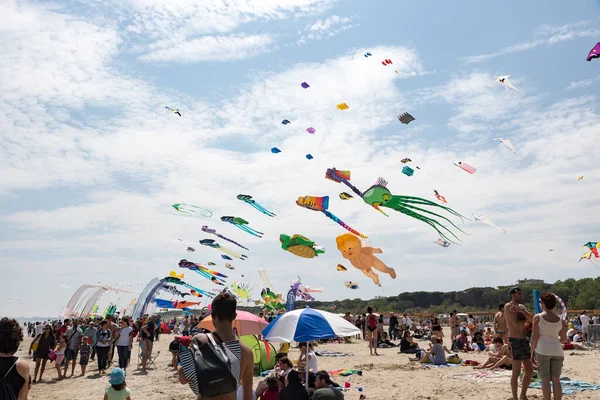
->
[[239, 335, 276, 374], [160, 322, 172, 334]]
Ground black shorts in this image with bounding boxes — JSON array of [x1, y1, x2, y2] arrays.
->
[[367, 326, 377, 332], [509, 337, 531, 361]]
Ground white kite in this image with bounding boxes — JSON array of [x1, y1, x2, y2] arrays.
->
[[494, 138, 516, 154], [495, 75, 518, 91], [471, 214, 505, 233]]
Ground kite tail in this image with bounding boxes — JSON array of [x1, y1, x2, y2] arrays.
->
[[237, 224, 264, 238], [220, 246, 247, 260], [322, 210, 368, 238], [217, 233, 249, 250], [394, 196, 466, 221], [251, 202, 276, 217]]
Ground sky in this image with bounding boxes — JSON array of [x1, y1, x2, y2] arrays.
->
[[1, 0, 600, 317]]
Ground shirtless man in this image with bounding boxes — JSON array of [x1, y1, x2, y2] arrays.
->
[[504, 287, 534, 400], [494, 303, 509, 343], [449, 311, 459, 342]]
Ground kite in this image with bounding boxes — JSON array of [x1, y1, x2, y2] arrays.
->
[[161, 284, 189, 298], [290, 278, 320, 301], [259, 288, 285, 312], [225, 263, 235, 270], [494, 138, 516, 154], [433, 190, 447, 203], [402, 166, 414, 177], [336, 103, 349, 110], [471, 214, 505, 233], [454, 161, 476, 174], [190, 290, 204, 297], [280, 234, 325, 258], [220, 216, 263, 238], [382, 59, 392, 65], [165, 106, 181, 116], [178, 259, 228, 284], [586, 42, 600, 61], [296, 195, 368, 238], [230, 282, 252, 299], [172, 203, 213, 218], [336, 233, 395, 285], [221, 254, 232, 260], [271, 147, 281, 154], [394, 69, 398, 73], [207, 262, 217, 266], [578, 176, 584, 181], [282, 119, 291, 125], [258, 269, 274, 289], [434, 239, 451, 247], [202, 225, 249, 251], [344, 281, 359, 289], [325, 168, 466, 242], [336, 264, 347, 271], [170, 271, 185, 279], [199, 238, 248, 259], [339, 192, 353, 200], [164, 276, 215, 298], [186, 247, 195, 252], [401, 158, 412, 163], [301, 82, 310, 88], [155, 299, 201, 309], [495, 75, 518, 91], [583, 242, 600, 258], [306, 154, 314, 160], [364, 52, 372, 57], [306, 127, 315, 134], [398, 113, 415, 124], [237, 194, 276, 217]]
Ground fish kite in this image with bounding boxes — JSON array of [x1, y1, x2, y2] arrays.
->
[[433, 190, 447, 203], [578, 176, 584, 181], [225, 263, 235, 270], [271, 147, 281, 154], [471, 214, 505, 233], [208, 262, 217, 266], [280, 234, 325, 258], [495, 75, 518, 91], [398, 113, 415, 124], [172, 203, 213, 218], [170, 271, 185, 279], [164, 276, 215, 298], [165, 106, 181, 116], [336, 264, 347, 271], [237, 194, 276, 217], [434, 239, 451, 247], [199, 238, 248, 259], [306, 154, 314, 160], [186, 247, 195, 252], [296, 195, 368, 238], [401, 158, 412, 163], [301, 82, 310, 88], [220, 216, 263, 238], [344, 281, 359, 289], [336, 103, 349, 110], [161, 284, 189, 298], [221, 254, 232, 260], [587, 42, 600, 61], [339, 192, 353, 200], [202, 225, 249, 251], [454, 162, 476, 174], [494, 138, 516, 154], [155, 299, 201, 309], [189, 290, 203, 297], [306, 127, 315, 134], [282, 119, 291, 125], [325, 168, 466, 242], [178, 259, 228, 284], [382, 59, 392, 65], [364, 52, 372, 57], [402, 166, 414, 177]]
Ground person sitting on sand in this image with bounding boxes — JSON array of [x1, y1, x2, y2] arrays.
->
[[471, 331, 486, 352], [279, 370, 309, 400], [417, 337, 451, 365], [259, 376, 281, 400], [473, 337, 512, 370], [399, 330, 421, 354], [484, 328, 494, 343], [312, 370, 344, 400], [452, 330, 471, 352], [298, 343, 318, 374]]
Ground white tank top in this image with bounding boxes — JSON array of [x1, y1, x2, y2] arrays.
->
[[536, 314, 563, 357]]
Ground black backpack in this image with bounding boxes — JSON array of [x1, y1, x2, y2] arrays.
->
[[190, 333, 237, 397], [0, 360, 18, 400]]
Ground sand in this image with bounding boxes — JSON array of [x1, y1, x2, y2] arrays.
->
[[16, 327, 600, 400]]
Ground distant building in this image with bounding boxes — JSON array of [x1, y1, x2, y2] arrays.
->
[[517, 278, 545, 286]]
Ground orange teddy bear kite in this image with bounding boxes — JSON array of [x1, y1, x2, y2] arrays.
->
[[335, 233, 396, 285]]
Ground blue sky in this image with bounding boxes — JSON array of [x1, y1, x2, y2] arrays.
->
[[1, 0, 600, 317]]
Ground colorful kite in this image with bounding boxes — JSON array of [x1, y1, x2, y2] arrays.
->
[[165, 106, 181, 116], [471, 214, 505, 233], [282, 119, 291, 125], [336, 233, 395, 286], [199, 238, 248, 259], [301, 82, 310, 88], [401, 158, 412, 163], [190, 290, 203, 297], [364, 52, 372, 57], [454, 162, 476, 174], [382, 59, 392, 65], [583, 242, 599, 258], [336, 264, 347, 271], [398, 113, 415, 124], [172, 203, 213, 218], [280, 234, 325, 258], [336, 103, 349, 110], [170, 271, 185, 279], [494, 138, 516, 154], [495, 75, 518, 91], [586, 42, 600, 61], [402, 166, 414, 177], [220, 216, 263, 238], [164, 276, 215, 298], [186, 247, 195, 252], [339, 192, 353, 200], [433, 190, 447, 203], [202, 225, 249, 251], [296, 195, 368, 238], [161, 284, 190, 298], [237, 194, 276, 217], [434, 239, 451, 247], [231, 282, 252, 299], [207, 262, 217, 266], [344, 281, 359, 289], [325, 168, 466, 242], [271, 147, 281, 154], [225, 263, 235, 270], [178, 259, 228, 284], [155, 299, 200, 309], [578, 176, 584, 181], [306, 127, 315, 134], [306, 154, 314, 160]]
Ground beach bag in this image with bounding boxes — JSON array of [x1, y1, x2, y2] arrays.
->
[[368, 315, 377, 329], [48, 350, 57, 361], [190, 333, 237, 397], [0, 359, 18, 400], [31, 336, 40, 352]]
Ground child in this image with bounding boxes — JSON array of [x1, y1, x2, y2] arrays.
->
[[260, 377, 280, 400], [104, 368, 131, 400], [79, 336, 91, 376], [54, 334, 67, 380], [168, 337, 181, 370]]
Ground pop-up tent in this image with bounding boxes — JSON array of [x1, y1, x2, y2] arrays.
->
[[160, 322, 172, 334], [239, 335, 276, 374]]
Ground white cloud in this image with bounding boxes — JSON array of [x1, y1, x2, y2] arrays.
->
[[297, 14, 355, 44], [463, 21, 600, 63], [565, 76, 600, 90]]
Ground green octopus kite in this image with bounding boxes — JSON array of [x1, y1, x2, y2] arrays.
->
[[325, 168, 466, 242]]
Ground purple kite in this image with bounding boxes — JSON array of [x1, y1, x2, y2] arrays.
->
[[301, 82, 310, 88], [306, 127, 315, 134], [587, 42, 600, 61]]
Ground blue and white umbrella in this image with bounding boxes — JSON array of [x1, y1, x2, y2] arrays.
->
[[262, 307, 360, 342]]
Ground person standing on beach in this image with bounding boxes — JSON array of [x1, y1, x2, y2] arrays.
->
[[366, 307, 379, 356], [504, 287, 534, 400], [0, 318, 31, 399], [494, 303, 508, 342], [449, 312, 459, 342], [140, 315, 157, 373], [64, 319, 83, 378], [389, 313, 398, 340], [84, 322, 97, 361]]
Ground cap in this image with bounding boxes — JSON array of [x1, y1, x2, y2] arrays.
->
[[109, 368, 126, 385], [509, 287, 522, 296]]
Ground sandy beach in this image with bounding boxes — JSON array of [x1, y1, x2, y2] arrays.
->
[[16, 327, 600, 400]]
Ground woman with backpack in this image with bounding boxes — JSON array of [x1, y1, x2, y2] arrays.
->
[[0, 317, 30, 399], [366, 307, 379, 356]]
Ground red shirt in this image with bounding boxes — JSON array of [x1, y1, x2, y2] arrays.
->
[[261, 389, 279, 400], [60, 325, 68, 335]]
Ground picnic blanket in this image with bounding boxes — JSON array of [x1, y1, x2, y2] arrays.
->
[[328, 369, 362, 377], [421, 363, 461, 369], [529, 377, 600, 395], [453, 370, 512, 383], [316, 351, 355, 357]]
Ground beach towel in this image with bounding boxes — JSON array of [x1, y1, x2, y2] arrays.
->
[[453, 370, 512, 383], [529, 378, 600, 395], [315, 351, 355, 357], [328, 369, 362, 377], [421, 364, 460, 368]]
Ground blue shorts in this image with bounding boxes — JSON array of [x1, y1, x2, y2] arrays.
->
[[65, 347, 78, 361]]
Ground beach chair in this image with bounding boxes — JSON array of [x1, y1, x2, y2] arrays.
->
[[137, 341, 160, 369], [586, 325, 600, 349]]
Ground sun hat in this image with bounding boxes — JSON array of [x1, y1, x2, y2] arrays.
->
[[109, 368, 126, 385]]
